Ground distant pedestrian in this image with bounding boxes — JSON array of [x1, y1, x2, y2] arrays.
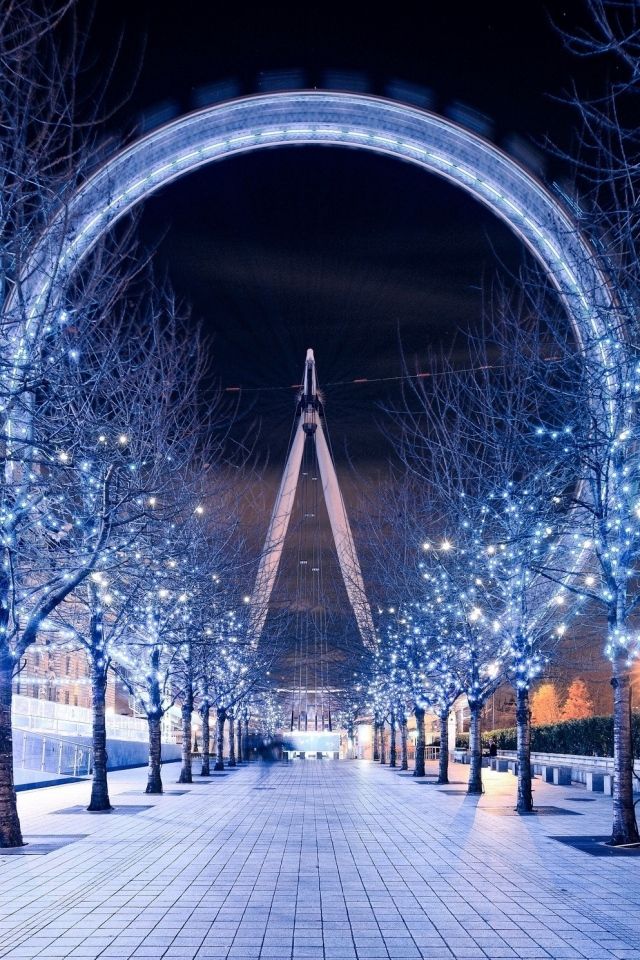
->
[[489, 738, 498, 758]]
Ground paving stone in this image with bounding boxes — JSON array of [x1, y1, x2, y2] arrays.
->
[[0, 762, 638, 960]]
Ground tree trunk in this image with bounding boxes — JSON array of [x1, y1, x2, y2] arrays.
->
[[145, 648, 163, 794], [236, 715, 243, 762], [200, 703, 210, 776], [0, 653, 23, 847], [228, 710, 236, 767], [244, 713, 249, 760], [468, 700, 483, 795], [379, 720, 386, 765], [146, 713, 163, 794], [177, 685, 193, 784], [373, 721, 380, 761], [389, 709, 396, 767], [347, 720, 355, 759], [611, 655, 640, 845], [400, 715, 408, 770], [437, 710, 449, 785], [515, 685, 533, 814], [215, 707, 226, 771], [87, 652, 111, 811], [413, 706, 425, 777]]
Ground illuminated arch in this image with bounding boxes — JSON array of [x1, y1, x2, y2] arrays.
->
[[16, 90, 615, 359]]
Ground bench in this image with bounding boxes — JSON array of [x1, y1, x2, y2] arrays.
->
[[540, 764, 572, 786], [493, 750, 634, 792], [453, 752, 489, 767], [586, 770, 613, 794], [508, 760, 518, 775]]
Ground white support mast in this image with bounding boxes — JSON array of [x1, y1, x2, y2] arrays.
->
[[250, 348, 376, 650]]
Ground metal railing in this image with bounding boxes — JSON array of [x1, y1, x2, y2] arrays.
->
[[16, 729, 93, 777], [12, 693, 156, 742]]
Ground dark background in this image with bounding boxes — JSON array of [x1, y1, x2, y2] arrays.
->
[[89, 0, 594, 468]]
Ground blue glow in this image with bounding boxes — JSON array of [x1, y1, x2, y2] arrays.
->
[[11, 91, 612, 363], [10, 91, 620, 433]]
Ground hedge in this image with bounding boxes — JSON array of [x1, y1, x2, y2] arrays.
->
[[457, 714, 640, 758]]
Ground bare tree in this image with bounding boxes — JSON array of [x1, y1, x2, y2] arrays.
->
[[542, 0, 640, 844], [432, 302, 574, 810], [382, 286, 578, 803], [41, 271, 213, 808], [0, 1, 136, 846], [205, 606, 280, 771], [114, 584, 182, 795], [113, 460, 247, 794], [334, 684, 366, 760]]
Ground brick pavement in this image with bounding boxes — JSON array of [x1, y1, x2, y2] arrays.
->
[[0, 759, 638, 960]]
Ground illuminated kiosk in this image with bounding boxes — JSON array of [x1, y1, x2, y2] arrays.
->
[[287, 730, 340, 761]]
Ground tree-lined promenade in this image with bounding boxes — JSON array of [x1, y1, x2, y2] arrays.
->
[[1, 0, 640, 853]]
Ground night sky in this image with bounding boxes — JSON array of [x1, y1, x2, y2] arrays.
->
[[90, 0, 594, 470], [87, 1, 616, 703]]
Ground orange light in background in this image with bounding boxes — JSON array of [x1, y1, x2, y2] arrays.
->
[[631, 659, 640, 710]]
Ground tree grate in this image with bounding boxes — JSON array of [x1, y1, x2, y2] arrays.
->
[[0, 834, 87, 855], [412, 780, 466, 788], [550, 835, 640, 856], [481, 806, 582, 816], [119, 790, 189, 796], [53, 805, 153, 815]]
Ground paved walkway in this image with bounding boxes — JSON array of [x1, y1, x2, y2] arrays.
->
[[0, 760, 639, 960]]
